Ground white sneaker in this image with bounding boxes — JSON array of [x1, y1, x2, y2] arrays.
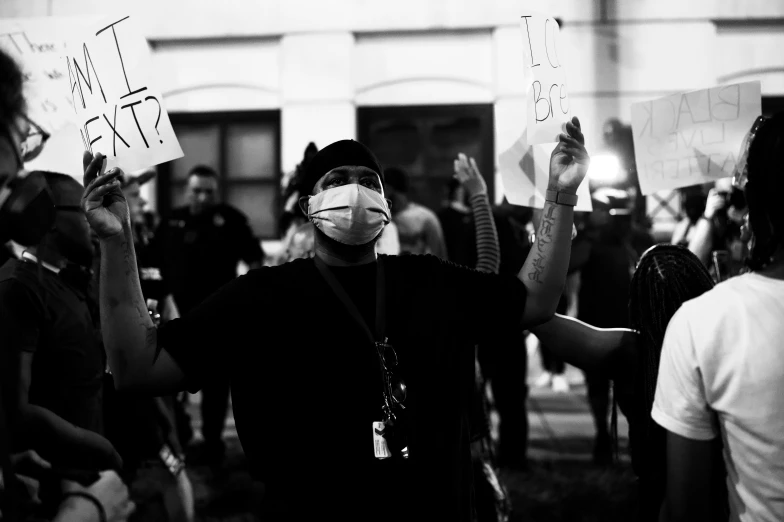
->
[[552, 375, 570, 393], [535, 371, 553, 388]]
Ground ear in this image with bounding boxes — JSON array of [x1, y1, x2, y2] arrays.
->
[[385, 198, 393, 211], [298, 195, 310, 217]]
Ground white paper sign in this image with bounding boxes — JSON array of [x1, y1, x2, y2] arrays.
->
[[65, 15, 182, 173], [520, 13, 571, 145], [631, 81, 761, 196], [0, 18, 98, 135], [499, 131, 592, 212]]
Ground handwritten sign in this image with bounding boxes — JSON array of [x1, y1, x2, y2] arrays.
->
[[498, 131, 592, 212], [0, 18, 97, 135], [520, 13, 571, 145], [631, 81, 761, 195], [66, 15, 182, 172]]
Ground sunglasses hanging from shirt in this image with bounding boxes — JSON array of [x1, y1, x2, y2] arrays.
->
[[313, 256, 409, 460]]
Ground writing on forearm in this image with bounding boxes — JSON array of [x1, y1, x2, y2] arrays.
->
[[527, 204, 557, 283]]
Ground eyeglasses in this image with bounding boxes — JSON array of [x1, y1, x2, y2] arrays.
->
[[375, 338, 407, 417], [733, 115, 768, 190], [19, 115, 50, 163]]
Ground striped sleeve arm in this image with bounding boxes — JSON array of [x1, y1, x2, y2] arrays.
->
[[469, 193, 501, 275]]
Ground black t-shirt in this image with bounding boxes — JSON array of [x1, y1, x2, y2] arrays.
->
[[156, 204, 265, 313], [438, 207, 477, 268], [158, 254, 527, 521], [0, 259, 105, 441]]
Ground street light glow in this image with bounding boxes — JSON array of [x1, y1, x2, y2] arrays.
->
[[587, 154, 623, 183]]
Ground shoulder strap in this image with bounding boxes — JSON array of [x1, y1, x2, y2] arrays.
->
[[313, 256, 386, 345]]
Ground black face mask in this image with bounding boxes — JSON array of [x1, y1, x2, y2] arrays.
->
[[0, 171, 56, 246]]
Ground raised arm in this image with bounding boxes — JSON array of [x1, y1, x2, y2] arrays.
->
[[453, 153, 500, 274], [81, 152, 185, 395], [519, 117, 590, 326], [530, 314, 636, 375]]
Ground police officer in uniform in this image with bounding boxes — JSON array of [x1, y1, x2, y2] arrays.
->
[[156, 165, 265, 469]]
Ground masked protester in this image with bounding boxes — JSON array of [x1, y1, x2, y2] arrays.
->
[[653, 113, 784, 522], [83, 119, 589, 521]]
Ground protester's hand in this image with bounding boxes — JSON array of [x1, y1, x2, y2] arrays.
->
[[453, 153, 487, 197], [81, 151, 129, 239], [549, 116, 590, 195], [175, 470, 195, 522], [703, 189, 726, 220], [62, 470, 135, 522]]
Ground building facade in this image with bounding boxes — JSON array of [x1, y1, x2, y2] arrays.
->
[[3, 0, 783, 248]]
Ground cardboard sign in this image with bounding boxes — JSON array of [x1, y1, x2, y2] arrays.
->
[[631, 81, 761, 195], [498, 131, 592, 212], [65, 15, 182, 172], [520, 13, 571, 145], [0, 17, 97, 135]]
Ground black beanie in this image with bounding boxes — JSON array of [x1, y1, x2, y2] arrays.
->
[[301, 139, 384, 196]]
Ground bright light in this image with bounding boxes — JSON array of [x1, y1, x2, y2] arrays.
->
[[587, 154, 623, 183]]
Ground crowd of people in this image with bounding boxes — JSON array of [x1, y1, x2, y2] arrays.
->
[[1, 36, 783, 522]]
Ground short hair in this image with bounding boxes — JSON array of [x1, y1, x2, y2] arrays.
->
[[745, 112, 784, 270], [384, 166, 409, 194], [0, 49, 25, 128], [188, 165, 218, 180]]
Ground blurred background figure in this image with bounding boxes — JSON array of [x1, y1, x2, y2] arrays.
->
[[437, 177, 476, 267], [156, 165, 265, 471], [534, 294, 571, 393], [383, 166, 447, 258], [570, 187, 653, 465]]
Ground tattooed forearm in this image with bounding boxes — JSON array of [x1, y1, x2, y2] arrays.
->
[[527, 204, 557, 283]]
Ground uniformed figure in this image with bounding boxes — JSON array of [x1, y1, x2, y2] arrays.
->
[[156, 165, 265, 469]]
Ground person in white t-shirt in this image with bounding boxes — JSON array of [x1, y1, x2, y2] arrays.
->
[[653, 112, 784, 522]]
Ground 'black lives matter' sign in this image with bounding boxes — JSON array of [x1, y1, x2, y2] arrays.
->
[[519, 12, 571, 145], [631, 81, 761, 195], [66, 15, 182, 172]]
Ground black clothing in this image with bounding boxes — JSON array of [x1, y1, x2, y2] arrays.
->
[[540, 295, 569, 375], [156, 204, 264, 314], [157, 255, 527, 521], [0, 259, 104, 459], [438, 207, 477, 268]]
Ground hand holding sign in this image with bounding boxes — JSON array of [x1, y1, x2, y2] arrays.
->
[[520, 13, 571, 145], [81, 151, 128, 239], [498, 119, 592, 211], [67, 15, 182, 173]]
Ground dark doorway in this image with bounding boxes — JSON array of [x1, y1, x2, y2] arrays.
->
[[357, 104, 495, 213]]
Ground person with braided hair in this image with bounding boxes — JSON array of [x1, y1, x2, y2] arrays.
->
[[653, 112, 784, 522], [530, 243, 727, 522]]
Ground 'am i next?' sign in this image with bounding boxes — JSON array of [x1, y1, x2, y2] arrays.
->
[[65, 15, 182, 172]]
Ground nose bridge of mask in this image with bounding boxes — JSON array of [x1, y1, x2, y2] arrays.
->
[[308, 183, 389, 219]]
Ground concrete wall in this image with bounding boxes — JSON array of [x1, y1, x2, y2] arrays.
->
[[3, 0, 783, 211]]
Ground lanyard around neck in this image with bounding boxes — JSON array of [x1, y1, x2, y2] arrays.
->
[[313, 256, 386, 346]]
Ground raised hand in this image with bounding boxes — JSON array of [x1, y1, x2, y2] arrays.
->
[[81, 151, 129, 239], [453, 153, 487, 198], [549, 117, 590, 195]]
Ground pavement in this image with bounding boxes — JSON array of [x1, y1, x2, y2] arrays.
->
[[131, 334, 633, 521]]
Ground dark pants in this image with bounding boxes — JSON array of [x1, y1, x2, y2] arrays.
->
[[477, 333, 529, 469], [200, 377, 231, 460]]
